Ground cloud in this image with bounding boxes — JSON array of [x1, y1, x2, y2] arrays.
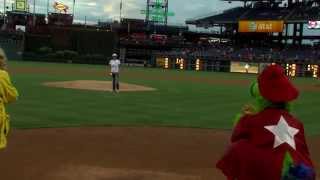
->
[[104, 4, 113, 13], [87, 2, 97, 7], [91, 11, 104, 17], [1, 0, 244, 24]]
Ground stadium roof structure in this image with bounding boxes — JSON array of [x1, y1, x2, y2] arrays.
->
[[186, 7, 248, 25], [186, 0, 320, 45]]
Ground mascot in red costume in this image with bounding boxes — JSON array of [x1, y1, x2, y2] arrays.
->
[[217, 64, 316, 180]]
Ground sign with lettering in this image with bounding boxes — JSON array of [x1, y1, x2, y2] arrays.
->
[[238, 20, 284, 33]]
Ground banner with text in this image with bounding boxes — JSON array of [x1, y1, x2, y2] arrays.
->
[[238, 20, 284, 33]]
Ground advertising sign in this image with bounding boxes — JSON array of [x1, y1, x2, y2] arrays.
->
[[308, 21, 320, 29], [15, 0, 27, 11], [53, 1, 69, 13], [239, 20, 284, 33]]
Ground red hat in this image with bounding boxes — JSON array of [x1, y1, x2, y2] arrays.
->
[[258, 64, 299, 102]]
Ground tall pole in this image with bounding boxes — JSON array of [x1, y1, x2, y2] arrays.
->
[[33, 0, 36, 14], [47, 0, 49, 15], [164, 0, 168, 25], [119, 0, 122, 22], [33, 0, 36, 26], [72, 0, 75, 17], [146, 0, 150, 22], [3, 0, 6, 25], [3, 0, 5, 14], [146, 0, 150, 30]]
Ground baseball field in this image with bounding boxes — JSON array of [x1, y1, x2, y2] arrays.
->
[[0, 60, 319, 180]]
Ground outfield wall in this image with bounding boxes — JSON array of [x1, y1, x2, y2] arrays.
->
[[154, 56, 320, 78]]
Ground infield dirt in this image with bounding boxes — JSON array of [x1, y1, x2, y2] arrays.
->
[[0, 127, 319, 180]]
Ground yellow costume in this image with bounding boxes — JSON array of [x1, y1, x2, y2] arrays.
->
[[0, 70, 18, 150]]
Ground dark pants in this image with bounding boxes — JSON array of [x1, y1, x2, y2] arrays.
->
[[112, 73, 119, 91]]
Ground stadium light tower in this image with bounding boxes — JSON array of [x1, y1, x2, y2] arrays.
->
[[143, 0, 173, 25]]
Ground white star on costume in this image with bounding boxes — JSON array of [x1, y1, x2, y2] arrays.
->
[[264, 116, 299, 150]]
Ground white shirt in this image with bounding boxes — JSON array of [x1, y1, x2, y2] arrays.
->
[[109, 59, 121, 73]]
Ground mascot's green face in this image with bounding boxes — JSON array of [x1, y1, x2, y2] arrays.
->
[[233, 81, 292, 126], [249, 81, 291, 113], [249, 81, 270, 113], [250, 81, 260, 98]]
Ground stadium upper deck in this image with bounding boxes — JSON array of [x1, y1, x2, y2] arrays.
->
[[186, 0, 320, 45], [186, 0, 320, 25]]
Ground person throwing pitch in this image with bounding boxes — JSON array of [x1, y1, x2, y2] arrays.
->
[[108, 53, 121, 93]]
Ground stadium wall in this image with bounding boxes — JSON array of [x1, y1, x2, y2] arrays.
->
[[23, 27, 117, 64], [153, 55, 320, 78]]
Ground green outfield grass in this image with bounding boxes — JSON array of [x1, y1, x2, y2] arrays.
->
[[6, 61, 320, 135]]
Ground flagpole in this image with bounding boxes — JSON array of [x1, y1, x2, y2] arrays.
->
[[47, 0, 49, 15], [72, 0, 75, 17], [120, 0, 123, 22], [3, 0, 6, 25], [33, 0, 36, 26]]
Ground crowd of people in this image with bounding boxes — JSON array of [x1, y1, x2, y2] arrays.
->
[[120, 32, 320, 63], [157, 42, 320, 62]]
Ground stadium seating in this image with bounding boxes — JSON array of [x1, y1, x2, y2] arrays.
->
[[156, 42, 320, 63], [240, 7, 291, 20], [287, 6, 320, 20]]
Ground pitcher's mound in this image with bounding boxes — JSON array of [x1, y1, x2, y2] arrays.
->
[[43, 80, 156, 92], [47, 166, 200, 180]]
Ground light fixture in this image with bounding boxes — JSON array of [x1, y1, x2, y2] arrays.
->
[[196, 59, 200, 71], [245, 64, 250, 70], [180, 58, 184, 70], [164, 58, 169, 69], [312, 65, 318, 78], [291, 64, 296, 77]]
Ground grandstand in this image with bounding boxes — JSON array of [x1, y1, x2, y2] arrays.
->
[[151, 0, 320, 77], [186, 0, 320, 45], [240, 6, 290, 20]]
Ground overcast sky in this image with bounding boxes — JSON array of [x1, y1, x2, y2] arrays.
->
[[1, 0, 242, 24]]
